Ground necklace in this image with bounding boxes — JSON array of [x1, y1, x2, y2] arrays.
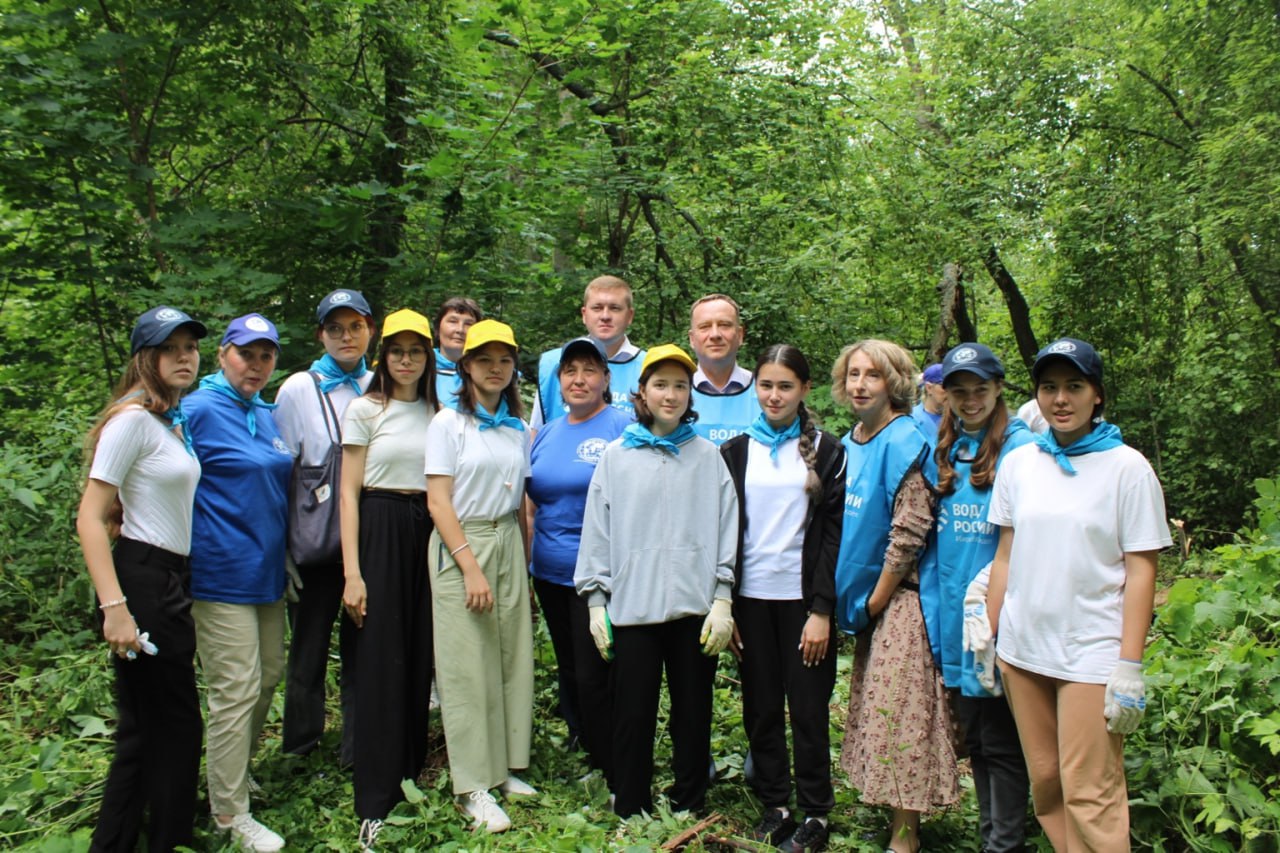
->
[[475, 420, 518, 491]]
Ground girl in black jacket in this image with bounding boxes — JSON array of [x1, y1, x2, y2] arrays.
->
[[720, 344, 846, 853]]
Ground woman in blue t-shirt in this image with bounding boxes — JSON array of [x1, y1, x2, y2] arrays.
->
[[921, 342, 1032, 853], [184, 313, 294, 852], [526, 339, 632, 790]]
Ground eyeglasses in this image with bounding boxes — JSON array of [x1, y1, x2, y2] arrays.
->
[[386, 346, 428, 362], [323, 320, 369, 339]]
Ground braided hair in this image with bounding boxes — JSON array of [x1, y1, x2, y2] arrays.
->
[[755, 344, 821, 501]]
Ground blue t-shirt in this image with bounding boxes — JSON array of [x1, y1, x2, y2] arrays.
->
[[527, 406, 633, 586], [911, 404, 941, 442], [185, 388, 294, 604]]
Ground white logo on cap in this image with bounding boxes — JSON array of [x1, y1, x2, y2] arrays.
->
[[246, 316, 270, 332], [1048, 341, 1077, 354], [954, 347, 977, 363], [330, 292, 352, 304], [155, 309, 183, 321]]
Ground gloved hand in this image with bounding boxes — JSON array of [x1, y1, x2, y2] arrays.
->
[[285, 555, 304, 604], [1104, 659, 1146, 734], [962, 565, 993, 654], [589, 605, 614, 661], [847, 591, 874, 634], [700, 599, 734, 656]]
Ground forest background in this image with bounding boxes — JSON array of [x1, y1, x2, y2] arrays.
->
[[1, 0, 1278, 849]]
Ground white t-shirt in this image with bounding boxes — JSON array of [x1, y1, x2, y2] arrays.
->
[[342, 396, 433, 491], [739, 437, 806, 600], [988, 442, 1172, 682], [424, 407, 530, 521], [90, 406, 202, 555], [274, 370, 372, 466]]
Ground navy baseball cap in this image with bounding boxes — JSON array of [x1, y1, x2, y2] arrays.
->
[[1032, 337, 1103, 384], [922, 363, 944, 385], [130, 306, 207, 355], [221, 313, 280, 349], [316, 289, 373, 324], [942, 343, 1005, 384], [560, 337, 609, 369]]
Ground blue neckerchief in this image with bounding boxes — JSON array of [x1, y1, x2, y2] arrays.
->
[[309, 354, 367, 394], [163, 404, 196, 457], [475, 398, 525, 432], [621, 422, 697, 455], [435, 348, 456, 373], [1033, 421, 1124, 474], [949, 426, 985, 464], [744, 413, 801, 461], [199, 370, 277, 437]]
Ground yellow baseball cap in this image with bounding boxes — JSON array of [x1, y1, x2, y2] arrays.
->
[[464, 319, 518, 353], [381, 308, 433, 342], [641, 343, 696, 375]]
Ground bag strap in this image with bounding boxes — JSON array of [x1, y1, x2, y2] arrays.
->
[[308, 371, 343, 445]]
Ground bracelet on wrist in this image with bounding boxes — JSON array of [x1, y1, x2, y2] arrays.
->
[[99, 597, 128, 610], [450, 541, 471, 557]]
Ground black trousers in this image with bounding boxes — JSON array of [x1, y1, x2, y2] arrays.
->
[[533, 578, 614, 786], [90, 539, 202, 853], [353, 492, 433, 820], [735, 597, 836, 817], [283, 558, 356, 763], [954, 693, 1030, 853], [611, 616, 717, 817]]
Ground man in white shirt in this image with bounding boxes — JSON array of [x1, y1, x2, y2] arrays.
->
[[687, 293, 761, 445], [532, 276, 645, 428]]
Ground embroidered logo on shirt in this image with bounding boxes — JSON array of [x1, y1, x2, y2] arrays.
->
[[577, 437, 608, 465], [272, 438, 290, 454]]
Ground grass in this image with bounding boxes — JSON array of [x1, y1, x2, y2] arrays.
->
[[3, 617, 1000, 852]]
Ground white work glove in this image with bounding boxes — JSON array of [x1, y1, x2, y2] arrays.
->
[[962, 565, 1000, 693], [285, 554, 304, 604], [589, 605, 614, 661], [961, 563, 993, 654], [1104, 659, 1146, 734], [700, 599, 734, 656]]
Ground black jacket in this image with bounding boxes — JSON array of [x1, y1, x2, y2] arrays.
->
[[720, 429, 846, 615]]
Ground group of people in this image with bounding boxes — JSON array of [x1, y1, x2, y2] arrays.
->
[[77, 275, 1170, 853]]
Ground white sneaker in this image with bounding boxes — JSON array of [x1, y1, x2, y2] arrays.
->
[[215, 813, 285, 852], [358, 818, 383, 851], [460, 790, 511, 832], [500, 775, 538, 797]]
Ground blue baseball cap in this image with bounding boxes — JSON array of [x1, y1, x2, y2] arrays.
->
[[316, 289, 373, 324], [130, 306, 208, 355], [942, 343, 1005, 384], [560, 337, 609, 369], [1032, 337, 1103, 384], [221, 313, 280, 348], [922, 363, 944, 385]]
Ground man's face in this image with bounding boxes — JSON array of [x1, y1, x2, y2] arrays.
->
[[581, 287, 633, 346], [688, 298, 744, 368]]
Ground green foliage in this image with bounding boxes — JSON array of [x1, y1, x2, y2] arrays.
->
[[1127, 480, 1280, 850]]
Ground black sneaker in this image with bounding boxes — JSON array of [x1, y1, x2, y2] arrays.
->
[[752, 808, 797, 846], [780, 817, 829, 852]]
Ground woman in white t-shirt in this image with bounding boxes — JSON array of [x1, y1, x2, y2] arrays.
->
[[76, 305, 207, 853], [339, 309, 439, 850], [985, 337, 1172, 851], [425, 319, 534, 833]]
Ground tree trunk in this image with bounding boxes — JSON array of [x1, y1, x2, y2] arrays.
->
[[983, 246, 1039, 367]]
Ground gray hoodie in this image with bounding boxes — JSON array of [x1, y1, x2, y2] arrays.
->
[[575, 434, 738, 626]]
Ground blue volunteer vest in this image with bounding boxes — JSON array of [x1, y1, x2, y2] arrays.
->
[[435, 357, 463, 411], [835, 416, 932, 634], [690, 383, 763, 446], [922, 418, 1033, 695], [538, 344, 644, 423]]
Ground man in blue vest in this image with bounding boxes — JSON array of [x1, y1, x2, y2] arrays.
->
[[688, 293, 762, 446], [532, 276, 645, 429]]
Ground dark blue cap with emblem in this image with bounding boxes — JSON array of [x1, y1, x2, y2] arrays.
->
[[942, 343, 1005, 384], [130, 306, 208, 355], [316, 289, 373, 324], [1032, 337, 1103, 385]]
